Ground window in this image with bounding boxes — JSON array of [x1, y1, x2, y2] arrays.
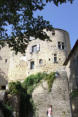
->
[[1, 86, 6, 90], [5, 59, 7, 63], [54, 54, 57, 63], [39, 59, 43, 64], [32, 45, 37, 53], [58, 42, 64, 50], [30, 61, 34, 69], [58, 42, 61, 49], [62, 42, 64, 49], [52, 30, 55, 35], [49, 58, 50, 61], [30, 44, 40, 53], [52, 32, 55, 35]]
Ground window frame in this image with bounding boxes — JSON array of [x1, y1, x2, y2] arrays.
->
[[39, 59, 43, 65], [58, 41, 64, 50], [30, 61, 35, 69], [32, 45, 37, 53], [54, 54, 57, 63]]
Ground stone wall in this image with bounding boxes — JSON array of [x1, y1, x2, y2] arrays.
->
[[8, 52, 27, 82], [65, 41, 78, 117], [66, 47, 78, 91], [32, 71, 72, 117], [0, 29, 71, 84], [26, 29, 71, 76], [0, 46, 11, 85], [0, 46, 27, 83], [71, 96, 78, 117]]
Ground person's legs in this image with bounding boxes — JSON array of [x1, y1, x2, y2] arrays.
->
[[48, 115, 52, 117]]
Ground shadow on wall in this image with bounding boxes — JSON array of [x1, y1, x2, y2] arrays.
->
[[68, 55, 78, 117]]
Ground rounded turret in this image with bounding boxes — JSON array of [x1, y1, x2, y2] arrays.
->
[[26, 28, 71, 76]]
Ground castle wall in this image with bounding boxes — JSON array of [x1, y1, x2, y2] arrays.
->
[[65, 42, 78, 117], [0, 29, 71, 83], [66, 47, 78, 91], [0, 28, 73, 117], [26, 29, 71, 76], [8, 52, 27, 82], [32, 71, 72, 117], [0, 45, 11, 86]]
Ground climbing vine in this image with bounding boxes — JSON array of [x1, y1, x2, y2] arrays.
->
[[45, 72, 56, 92], [23, 72, 55, 93], [23, 72, 48, 94], [7, 72, 55, 117]]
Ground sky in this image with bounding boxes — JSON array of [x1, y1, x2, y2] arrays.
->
[[34, 0, 78, 48]]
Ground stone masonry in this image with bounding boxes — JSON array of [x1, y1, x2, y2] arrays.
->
[[0, 28, 74, 117], [32, 71, 72, 117], [26, 29, 71, 76], [0, 28, 71, 82]]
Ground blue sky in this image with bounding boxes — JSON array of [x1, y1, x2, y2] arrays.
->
[[34, 0, 78, 48]]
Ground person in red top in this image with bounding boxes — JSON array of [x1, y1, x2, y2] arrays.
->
[[47, 105, 52, 117]]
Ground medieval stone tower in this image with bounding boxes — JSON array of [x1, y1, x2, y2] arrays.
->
[[0, 28, 73, 117], [25, 28, 71, 76], [0, 28, 71, 82]]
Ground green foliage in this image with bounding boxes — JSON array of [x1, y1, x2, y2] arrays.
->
[[7, 72, 56, 117], [8, 81, 35, 117], [45, 72, 55, 92], [23, 72, 55, 93], [0, 101, 13, 117], [70, 89, 78, 99], [3, 103, 13, 112], [0, 0, 73, 53], [46, 0, 73, 6], [23, 72, 48, 94], [9, 81, 24, 95]]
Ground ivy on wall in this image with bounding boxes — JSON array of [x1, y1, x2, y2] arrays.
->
[[45, 72, 55, 92], [7, 72, 55, 117], [23, 72, 48, 94]]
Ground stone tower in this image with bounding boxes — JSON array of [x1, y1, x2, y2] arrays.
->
[[0, 28, 71, 83], [26, 28, 71, 76], [0, 28, 72, 117]]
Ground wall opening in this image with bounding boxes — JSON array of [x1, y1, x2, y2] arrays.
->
[[58, 42, 64, 50], [30, 61, 34, 69], [39, 59, 43, 64], [54, 54, 57, 63]]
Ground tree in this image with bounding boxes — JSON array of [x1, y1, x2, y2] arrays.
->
[[0, 0, 73, 53]]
